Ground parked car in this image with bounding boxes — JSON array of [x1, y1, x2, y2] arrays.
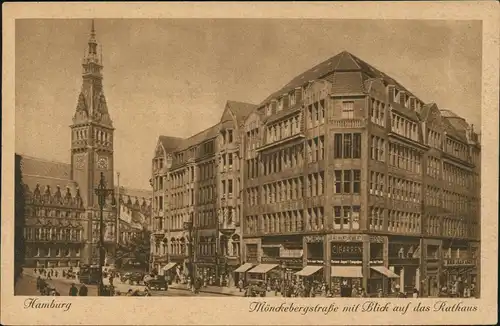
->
[[147, 277, 168, 291]]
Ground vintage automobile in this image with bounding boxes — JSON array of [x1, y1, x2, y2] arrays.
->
[[146, 277, 168, 291]]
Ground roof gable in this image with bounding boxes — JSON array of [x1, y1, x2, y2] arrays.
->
[[226, 100, 257, 123], [158, 136, 184, 154]]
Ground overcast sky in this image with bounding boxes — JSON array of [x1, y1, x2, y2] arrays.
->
[[15, 19, 482, 190]]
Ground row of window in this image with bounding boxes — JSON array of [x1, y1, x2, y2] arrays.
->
[[370, 98, 386, 127], [266, 115, 302, 144], [306, 100, 326, 128], [370, 136, 385, 162], [24, 227, 83, 241], [333, 205, 360, 230], [368, 206, 384, 231], [425, 186, 441, 207], [388, 143, 422, 173], [261, 176, 304, 204], [369, 172, 384, 196], [388, 176, 422, 203], [28, 208, 84, 219], [390, 112, 419, 142], [262, 210, 308, 234], [445, 138, 469, 162], [443, 162, 472, 188], [197, 185, 216, 205], [442, 191, 473, 215], [26, 247, 81, 258], [170, 167, 195, 188], [427, 156, 441, 179], [333, 133, 362, 159], [334, 170, 361, 194], [246, 128, 261, 151], [387, 210, 421, 234], [221, 179, 234, 198], [426, 216, 440, 236], [221, 153, 236, 170], [306, 136, 325, 163], [260, 144, 304, 176], [427, 129, 442, 149], [170, 190, 194, 209], [197, 209, 217, 228], [442, 218, 473, 239], [220, 129, 234, 145], [198, 161, 216, 181]]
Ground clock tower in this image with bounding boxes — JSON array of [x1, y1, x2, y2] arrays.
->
[[71, 20, 114, 208], [70, 20, 115, 264]]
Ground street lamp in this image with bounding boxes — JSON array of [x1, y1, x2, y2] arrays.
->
[[183, 220, 194, 281], [94, 172, 115, 296]]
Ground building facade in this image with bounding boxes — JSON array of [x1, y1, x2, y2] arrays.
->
[[150, 101, 255, 285], [16, 21, 151, 269], [240, 51, 481, 297]]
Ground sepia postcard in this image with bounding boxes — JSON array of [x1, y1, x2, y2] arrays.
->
[[2, 2, 499, 325]]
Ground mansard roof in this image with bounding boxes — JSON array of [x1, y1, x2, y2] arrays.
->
[[158, 135, 184, 153], [176, 123, 220, 152], [260, 50, 422, 106], [19, 155, 71, 180], [226, 100, 258, 123]]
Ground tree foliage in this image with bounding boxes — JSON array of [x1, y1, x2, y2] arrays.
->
[[115, 227, 151, 270]]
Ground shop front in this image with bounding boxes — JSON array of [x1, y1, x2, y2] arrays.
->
[[328, 234, 393, 297], [303, 235, 326, 285], [440, 240, 476, 297], [388, 237, 421, 294], [196, 256, 217, 285], [330, 240, 364, 297]]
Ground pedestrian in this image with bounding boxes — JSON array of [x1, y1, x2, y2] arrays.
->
[[144, 288, 151, 297], [126, 289, 133, 296], [69, 283, 79, 296], [109, 274, 114, 287], [238, 279, 244, 292], [34, 268, 38, 274], [412, 288, 419, 298], [78, 284, 88, 296], [36, 276, 42, 291]]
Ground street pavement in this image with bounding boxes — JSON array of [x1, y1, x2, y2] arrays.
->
[[16, 273, 224, 297]]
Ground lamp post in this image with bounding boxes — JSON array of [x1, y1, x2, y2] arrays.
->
[[184, 220, 194, 280], [94, 172, 115, 296]]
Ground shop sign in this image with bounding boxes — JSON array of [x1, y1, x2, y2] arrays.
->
[[304, 235, 323, 243], [330, 234, 364, 242], [369, 236, 385, 243], [369, 260, 384, 265], [197, 257, 216, 264], [307, 259, 324, 265], [261, 256, 279, 263], [331, 260, 362, 265], [443, 259, 475, 266], [332, 243, 363, 256], [279, 257, 303, 266]]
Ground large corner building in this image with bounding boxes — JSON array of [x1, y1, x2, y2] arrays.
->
[[152, 51, 481, 296]]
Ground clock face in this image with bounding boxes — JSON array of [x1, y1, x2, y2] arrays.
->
[[97, 156, 109, 170]]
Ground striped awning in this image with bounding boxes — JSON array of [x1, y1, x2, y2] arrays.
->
[[248, 264, 279, 274], [162, 262, 177, 271], [371, 266, 400, 278], [295, 265, 323, 277], [331, 266, 363, 278], [234, 263, 254, 273]]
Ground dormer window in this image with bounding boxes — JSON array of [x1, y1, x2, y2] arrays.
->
[[277, 97, 283, 111], [394, 89, 400, 103], [266, 104, 272, 116], [290, 92, 296, 107]]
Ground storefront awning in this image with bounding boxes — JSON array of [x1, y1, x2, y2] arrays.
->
[[331, 266, 363, 278], [234, 263, 254, 273], [248, 264, 279, 274], [371, 266, 399, 278], [295, 265, 323, 277], [162, 262, 177, 271]]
